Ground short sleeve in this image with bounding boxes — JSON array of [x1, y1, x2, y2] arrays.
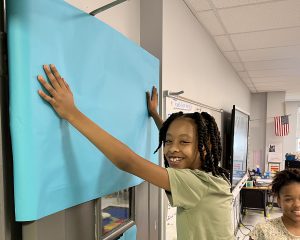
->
[[250, 224, 266, 240], [166, 168, 209, 209]]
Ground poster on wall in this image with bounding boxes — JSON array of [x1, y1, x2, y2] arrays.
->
[[267, 143, 283, 162], [268, 162, 280, 173]]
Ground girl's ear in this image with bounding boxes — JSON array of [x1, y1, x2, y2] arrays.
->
[[277, 196, 281, 208]]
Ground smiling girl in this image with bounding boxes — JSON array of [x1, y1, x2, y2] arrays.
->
[[37, 64, 234, 240], [250, 168, 300, 240]]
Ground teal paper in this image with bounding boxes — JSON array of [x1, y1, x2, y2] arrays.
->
[[120, 225, 137, 240], [7, 0, 159, 221]]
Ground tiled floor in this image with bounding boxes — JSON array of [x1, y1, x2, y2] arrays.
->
[[235, 207, 282, 240]]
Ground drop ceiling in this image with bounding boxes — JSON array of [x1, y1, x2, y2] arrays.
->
[[184, 0, 300, 101]]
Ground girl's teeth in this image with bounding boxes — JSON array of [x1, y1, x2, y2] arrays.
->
[[170, 157, 181, 162], [294, 211, 300, 216]]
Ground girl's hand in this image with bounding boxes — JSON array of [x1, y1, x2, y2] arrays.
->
[[37, 64, 77, 121], [146, 86, 158, 116]]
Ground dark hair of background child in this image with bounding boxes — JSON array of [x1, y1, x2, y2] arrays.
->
[[272, 168, 300, 196]]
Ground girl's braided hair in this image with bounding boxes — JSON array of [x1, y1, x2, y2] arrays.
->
[[272, 168, 300, 196], [154, 111, 229, 180]]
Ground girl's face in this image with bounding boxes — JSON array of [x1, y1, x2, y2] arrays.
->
[[163, 117, 201, 169], [278, 182, 300, 225]]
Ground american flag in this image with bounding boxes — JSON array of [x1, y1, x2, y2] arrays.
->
[[274, 115, 289, 136]]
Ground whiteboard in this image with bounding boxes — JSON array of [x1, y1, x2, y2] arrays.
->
[[164, 95, 222, 131]]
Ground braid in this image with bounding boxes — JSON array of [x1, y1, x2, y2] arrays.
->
[[201, 112, 230, 180], [192, 112, 208, 173]]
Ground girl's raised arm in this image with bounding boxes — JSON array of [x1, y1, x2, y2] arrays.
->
[[37, 64, 170, 191]]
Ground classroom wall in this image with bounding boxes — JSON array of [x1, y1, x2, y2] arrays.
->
[[265, 92, 286, 172], [284, 101, 300, 155], [249, 93, 300, 173], [96, 0, 140, 45], [161, 0, 251, 113], [249, 93, 267, 171]]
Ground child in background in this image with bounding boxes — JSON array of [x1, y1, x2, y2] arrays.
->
[[250, 168, 300, 240], [37, 64, 234, 240]]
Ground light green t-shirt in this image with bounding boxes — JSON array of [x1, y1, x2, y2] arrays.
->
[[166, 168, 234, 240]]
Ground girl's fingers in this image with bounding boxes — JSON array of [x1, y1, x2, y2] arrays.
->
[[38, 89, 55, 105], [62, 78, 71, 92], [43, 65, 61, 90], [50, 64, 66, 89], [146, 91, 150, 101], [151, 86, 157, 101], [37, 75, 57, 97]]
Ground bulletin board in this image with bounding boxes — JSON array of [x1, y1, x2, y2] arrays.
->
[[7, 0, 159, 221]]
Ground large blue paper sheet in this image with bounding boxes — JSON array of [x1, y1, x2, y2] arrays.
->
[[120, 225, 137, 240], [7, 0, 159, 221]]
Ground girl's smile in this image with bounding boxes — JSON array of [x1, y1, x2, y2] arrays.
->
[[163, 117, 201, 170], [278, 182, 300, 225]]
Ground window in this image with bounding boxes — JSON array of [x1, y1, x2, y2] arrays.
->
[[96, 187, 135, 240]]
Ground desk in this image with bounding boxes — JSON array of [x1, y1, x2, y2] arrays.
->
[[241, 186, 272, 217]]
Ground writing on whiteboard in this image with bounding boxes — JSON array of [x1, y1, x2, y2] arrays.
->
[[173, 101, 193, 111]]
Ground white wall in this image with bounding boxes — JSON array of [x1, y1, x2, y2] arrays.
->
[[265, 92, 286, 171], [284, 101, 300, 155], [249, 93, 267, 171], [96, 0, 140, 44], [162, 0, 251, 113], [250, 94, 300, 172]]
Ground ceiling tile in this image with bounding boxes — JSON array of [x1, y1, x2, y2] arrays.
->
[[238, 45, 300, 61], [217, 0, 300, 33], [251, 76, 299, 84], [210, 0, 271, 9], [223, 51, 240, 62], [248, 68, 300, 78], [231, 27, 300, 50], [214, 35, 234, 51], [232, 62, 245, 71], [184, 0, 212, 11], [196, 11, 226, 35], [244, 59, 300, 71], [238, 71, 249, 79]]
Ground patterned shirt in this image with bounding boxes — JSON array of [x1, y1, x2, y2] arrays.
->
[[250, 217, 300, 240]]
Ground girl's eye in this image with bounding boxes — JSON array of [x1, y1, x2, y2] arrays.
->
[[181, 141, 191, 144], [284, 198, 292, 202], [165, 140, 172, 144]]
